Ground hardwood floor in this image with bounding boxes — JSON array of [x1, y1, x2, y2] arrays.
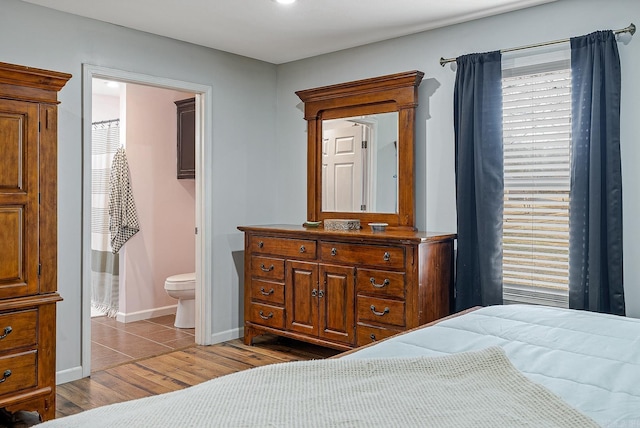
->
[[57, 334, 340, 419]]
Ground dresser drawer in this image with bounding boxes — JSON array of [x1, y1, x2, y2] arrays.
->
[[0, 310, 37, 352], [356, 269, 405, 298], [248, 303, 285, 329], [356, 324, 401, 346], [357, 296, 405, 327], [320, 242, 405, 269], [250, 279, 285, 305], [250, 256, 285, 281], [0, 350, 37, 396], [250, 235, 317, 259]]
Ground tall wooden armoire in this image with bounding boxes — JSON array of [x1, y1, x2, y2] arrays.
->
[[0, 62, 70, 421]]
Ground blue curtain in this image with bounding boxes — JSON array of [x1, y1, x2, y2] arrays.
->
[[453, 51, 504, 312], [569, 31, 625, 315]]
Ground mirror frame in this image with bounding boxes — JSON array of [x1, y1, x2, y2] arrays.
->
[[296, 70, 424, 230]]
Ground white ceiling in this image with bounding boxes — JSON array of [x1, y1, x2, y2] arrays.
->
[[21, 0, 555, 64]]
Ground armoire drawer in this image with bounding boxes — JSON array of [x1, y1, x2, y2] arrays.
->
[[250, 235, 317, 259], [250, 256, 285, 281], [247, 303, 285, 329], [356, 324, 401, 346], [0, 350, 37, 396], [357, 296, 405, 327], [320, 242, 405, 269], [0, 310, 37, 353], [250, 279, 285, 305], [356, 269, 405, 298]]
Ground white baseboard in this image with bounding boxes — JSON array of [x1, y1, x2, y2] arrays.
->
[[56, 365, 83, 385], [115, 305, 177, 323], [208, 327, 243, 345]]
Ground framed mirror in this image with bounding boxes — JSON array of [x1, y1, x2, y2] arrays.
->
[[296, 70, 424, 230]]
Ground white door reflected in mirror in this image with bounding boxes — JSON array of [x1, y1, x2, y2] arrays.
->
[[321, 112, 398, 213]]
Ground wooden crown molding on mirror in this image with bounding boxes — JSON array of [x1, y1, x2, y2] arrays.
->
[[296, 70, 424, 230]]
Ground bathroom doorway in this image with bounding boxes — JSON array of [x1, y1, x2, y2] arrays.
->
[[81, 65, 213, 377]]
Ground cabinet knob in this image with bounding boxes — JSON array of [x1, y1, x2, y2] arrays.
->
[[370, 333, 377, 342], [383, 252, 391, 262], [299, 245, 306, 253], [258, 241, 264, 248], [0, 370, 11, 384], [318, 290, 325, 298], [311, 289, 318, 297], [331, 248, 337, 256]]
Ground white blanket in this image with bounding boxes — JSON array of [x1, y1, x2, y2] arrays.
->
[[42, 346, 596, 427], [346, 304, 640, 427]]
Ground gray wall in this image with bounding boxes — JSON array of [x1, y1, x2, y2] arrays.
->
[[1, 0, 279, 376], [276, 0, 640, 317]]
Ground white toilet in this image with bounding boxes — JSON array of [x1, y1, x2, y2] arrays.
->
[[164, 272, 196, 328]]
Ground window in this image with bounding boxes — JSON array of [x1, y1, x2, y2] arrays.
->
[[501, 58, 571, 307]]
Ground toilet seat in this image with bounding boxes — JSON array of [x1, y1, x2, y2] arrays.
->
[[164, 272, 196, 291]]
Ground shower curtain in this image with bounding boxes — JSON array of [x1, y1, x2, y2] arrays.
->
[[91, 119, 121, 317]]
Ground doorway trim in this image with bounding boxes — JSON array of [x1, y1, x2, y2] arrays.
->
[[81, 64, 213, 377]]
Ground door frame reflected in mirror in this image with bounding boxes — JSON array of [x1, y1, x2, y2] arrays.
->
[[296, 70, 424, 230]]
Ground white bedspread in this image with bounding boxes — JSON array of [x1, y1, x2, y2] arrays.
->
[[345, 304, 640, 427]]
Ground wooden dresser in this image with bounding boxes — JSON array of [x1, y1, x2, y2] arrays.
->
[[0, 62, 70, 421], [238, 225, 455, 351]]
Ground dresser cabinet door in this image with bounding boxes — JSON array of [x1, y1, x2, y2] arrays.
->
[[285, 261, 318, 336], [0, 99, 39, 299], [318, 264, 355, 344]]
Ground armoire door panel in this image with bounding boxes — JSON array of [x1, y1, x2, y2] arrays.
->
[[319, 264, 355, 344], [0, 102, 37, 193], [0, 99, 39, 298], [285, 261, 318, 336]]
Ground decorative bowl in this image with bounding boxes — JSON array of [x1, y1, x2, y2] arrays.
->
[[303, 221, 322, 228], [368, 222, 388, 232]]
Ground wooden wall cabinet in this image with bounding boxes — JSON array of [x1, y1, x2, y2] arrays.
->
[[0, 62, 70, 421], [238, 225, 454, 351], [175, 97, 195, 179]]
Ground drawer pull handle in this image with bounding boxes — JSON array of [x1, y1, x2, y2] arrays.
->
[[258, 241, 264, 248], [299, 245, 306, 253], [260, 287, 274, 296], [331, 248, 337, 256], [370, 278, 390, 288], [370, 305, 390, 317], [0, 370, 11, 384], [370, 333, 377, 341], [0, 326, 12, 340], [258, 311, 273, 320], [260, 264, 275, 272], [383, 252, 391, 262], [311, 289, 318, 297]]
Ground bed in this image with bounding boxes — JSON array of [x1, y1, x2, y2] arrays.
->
[[41, 304, 640, 427]]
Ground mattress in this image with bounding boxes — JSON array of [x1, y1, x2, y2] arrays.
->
[[343, 304, 640, 427]]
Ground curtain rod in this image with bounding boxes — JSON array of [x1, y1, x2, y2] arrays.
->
[[92, 118, 120, 127], [439, 23, 635, 67]]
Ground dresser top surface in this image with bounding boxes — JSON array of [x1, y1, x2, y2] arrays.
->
[[237, 224, 456, 243]]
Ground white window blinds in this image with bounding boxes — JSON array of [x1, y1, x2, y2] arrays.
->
[[502, 61, 571, 306]]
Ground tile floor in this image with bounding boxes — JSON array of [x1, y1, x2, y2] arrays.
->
[[91, 314, 195, 372]]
